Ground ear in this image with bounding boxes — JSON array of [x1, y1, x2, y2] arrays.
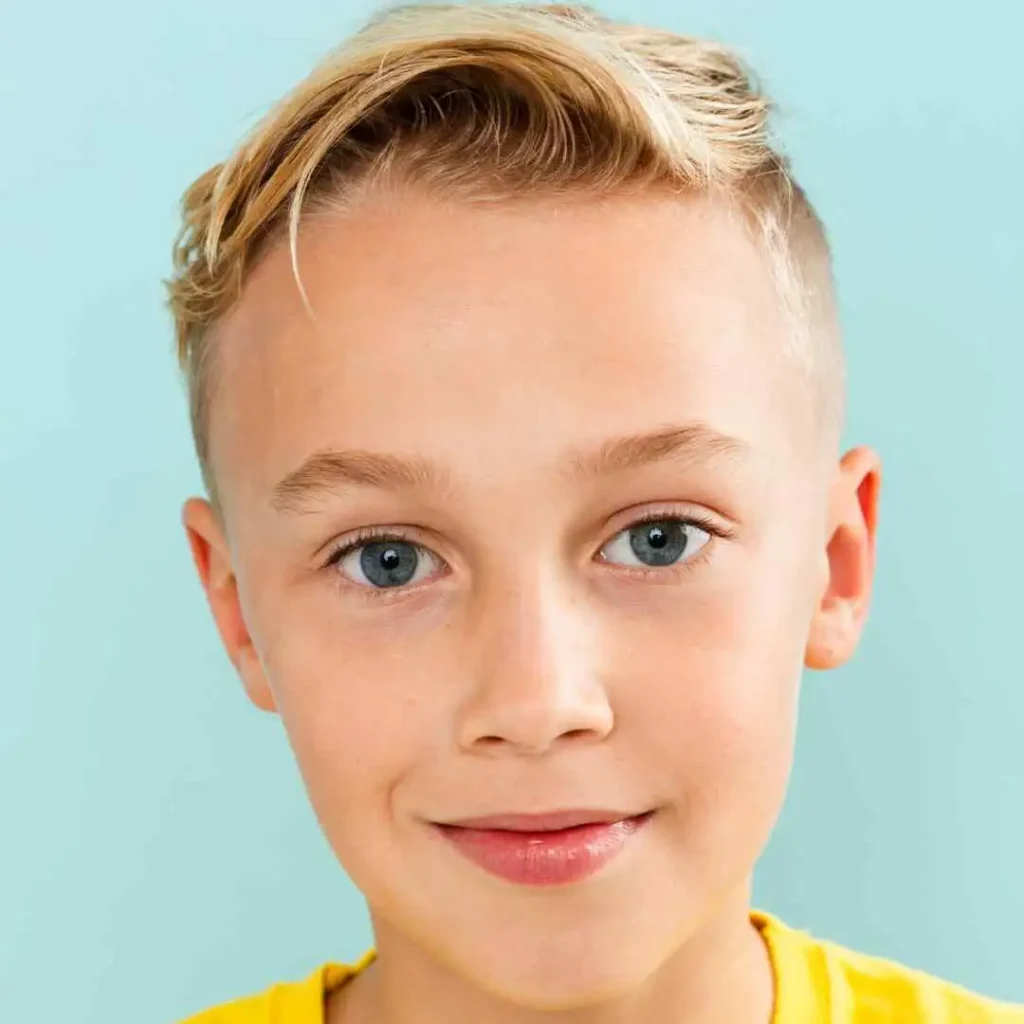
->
[[804, 446, 882, 671], [182, 498, 277, 712]]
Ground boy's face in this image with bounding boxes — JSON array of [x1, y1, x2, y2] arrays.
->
[[185, 191, 878, 1007]]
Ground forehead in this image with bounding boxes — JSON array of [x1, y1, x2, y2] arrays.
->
[[209, 190, 805, 511]]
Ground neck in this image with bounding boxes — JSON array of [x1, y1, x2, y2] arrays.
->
[[327, 887, 775, 1024]]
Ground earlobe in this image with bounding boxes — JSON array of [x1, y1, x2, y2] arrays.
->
[[804, 446, 882, 672], [181, 498, 278, 713]]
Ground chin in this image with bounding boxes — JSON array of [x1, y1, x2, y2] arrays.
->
[[443, 918, 668, 1011]]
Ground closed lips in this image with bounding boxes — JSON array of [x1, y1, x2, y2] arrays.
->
[[434, 810, 654, 885]]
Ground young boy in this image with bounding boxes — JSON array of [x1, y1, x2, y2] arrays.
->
[[165, 3, 1023, 1022]]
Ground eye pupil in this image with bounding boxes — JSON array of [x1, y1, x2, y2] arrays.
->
[[628, 519, 689, 567], [360, 541, 419, 587]]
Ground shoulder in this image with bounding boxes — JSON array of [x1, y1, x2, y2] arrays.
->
[[176, 990, 267, 1024], [822, 941, 1024, 1022], [756, 912, 1024, 1022], [175, 959, 370, 1024]]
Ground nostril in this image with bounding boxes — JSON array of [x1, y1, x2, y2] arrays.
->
[[561, 728, 593, 741], [475, 735, 505, 748]]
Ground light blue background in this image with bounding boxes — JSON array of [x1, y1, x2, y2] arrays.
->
[[1, 1, 1021, 1021]]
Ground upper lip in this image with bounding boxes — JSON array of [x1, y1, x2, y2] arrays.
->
[[436, 810, 646, 832]]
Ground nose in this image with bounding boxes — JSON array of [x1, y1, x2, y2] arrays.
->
[[456, 572, 614, 756]]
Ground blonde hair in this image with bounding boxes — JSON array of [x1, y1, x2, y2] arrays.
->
[[166, 1, 843, 500]]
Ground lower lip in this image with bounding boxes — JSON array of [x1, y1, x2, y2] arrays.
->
[[435, 813, 652, 886]]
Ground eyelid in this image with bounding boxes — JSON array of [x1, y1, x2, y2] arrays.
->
[[322, 504, 728, 561], [601, 502, 733, 542], [323, 525, 431, 566]]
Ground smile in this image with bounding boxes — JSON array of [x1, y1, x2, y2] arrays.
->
[[433, 810, 654, 886]]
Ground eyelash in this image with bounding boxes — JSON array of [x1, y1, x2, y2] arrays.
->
[[322, 509, 729, 600]]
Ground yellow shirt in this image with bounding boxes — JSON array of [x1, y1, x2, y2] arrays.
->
[[179, 912, 1024, 1022]]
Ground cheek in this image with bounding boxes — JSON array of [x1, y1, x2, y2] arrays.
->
[[627, 616, 800, 796], [250, 596, 446, 844], [617, 555, 811, 836]]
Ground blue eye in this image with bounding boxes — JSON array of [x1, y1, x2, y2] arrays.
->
[[329, 536, 442, 589], [327, 513, 715, 595], [600, 518, 711, 569]]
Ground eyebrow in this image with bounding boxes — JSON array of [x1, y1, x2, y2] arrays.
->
[[270, 423, 749, 514]]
